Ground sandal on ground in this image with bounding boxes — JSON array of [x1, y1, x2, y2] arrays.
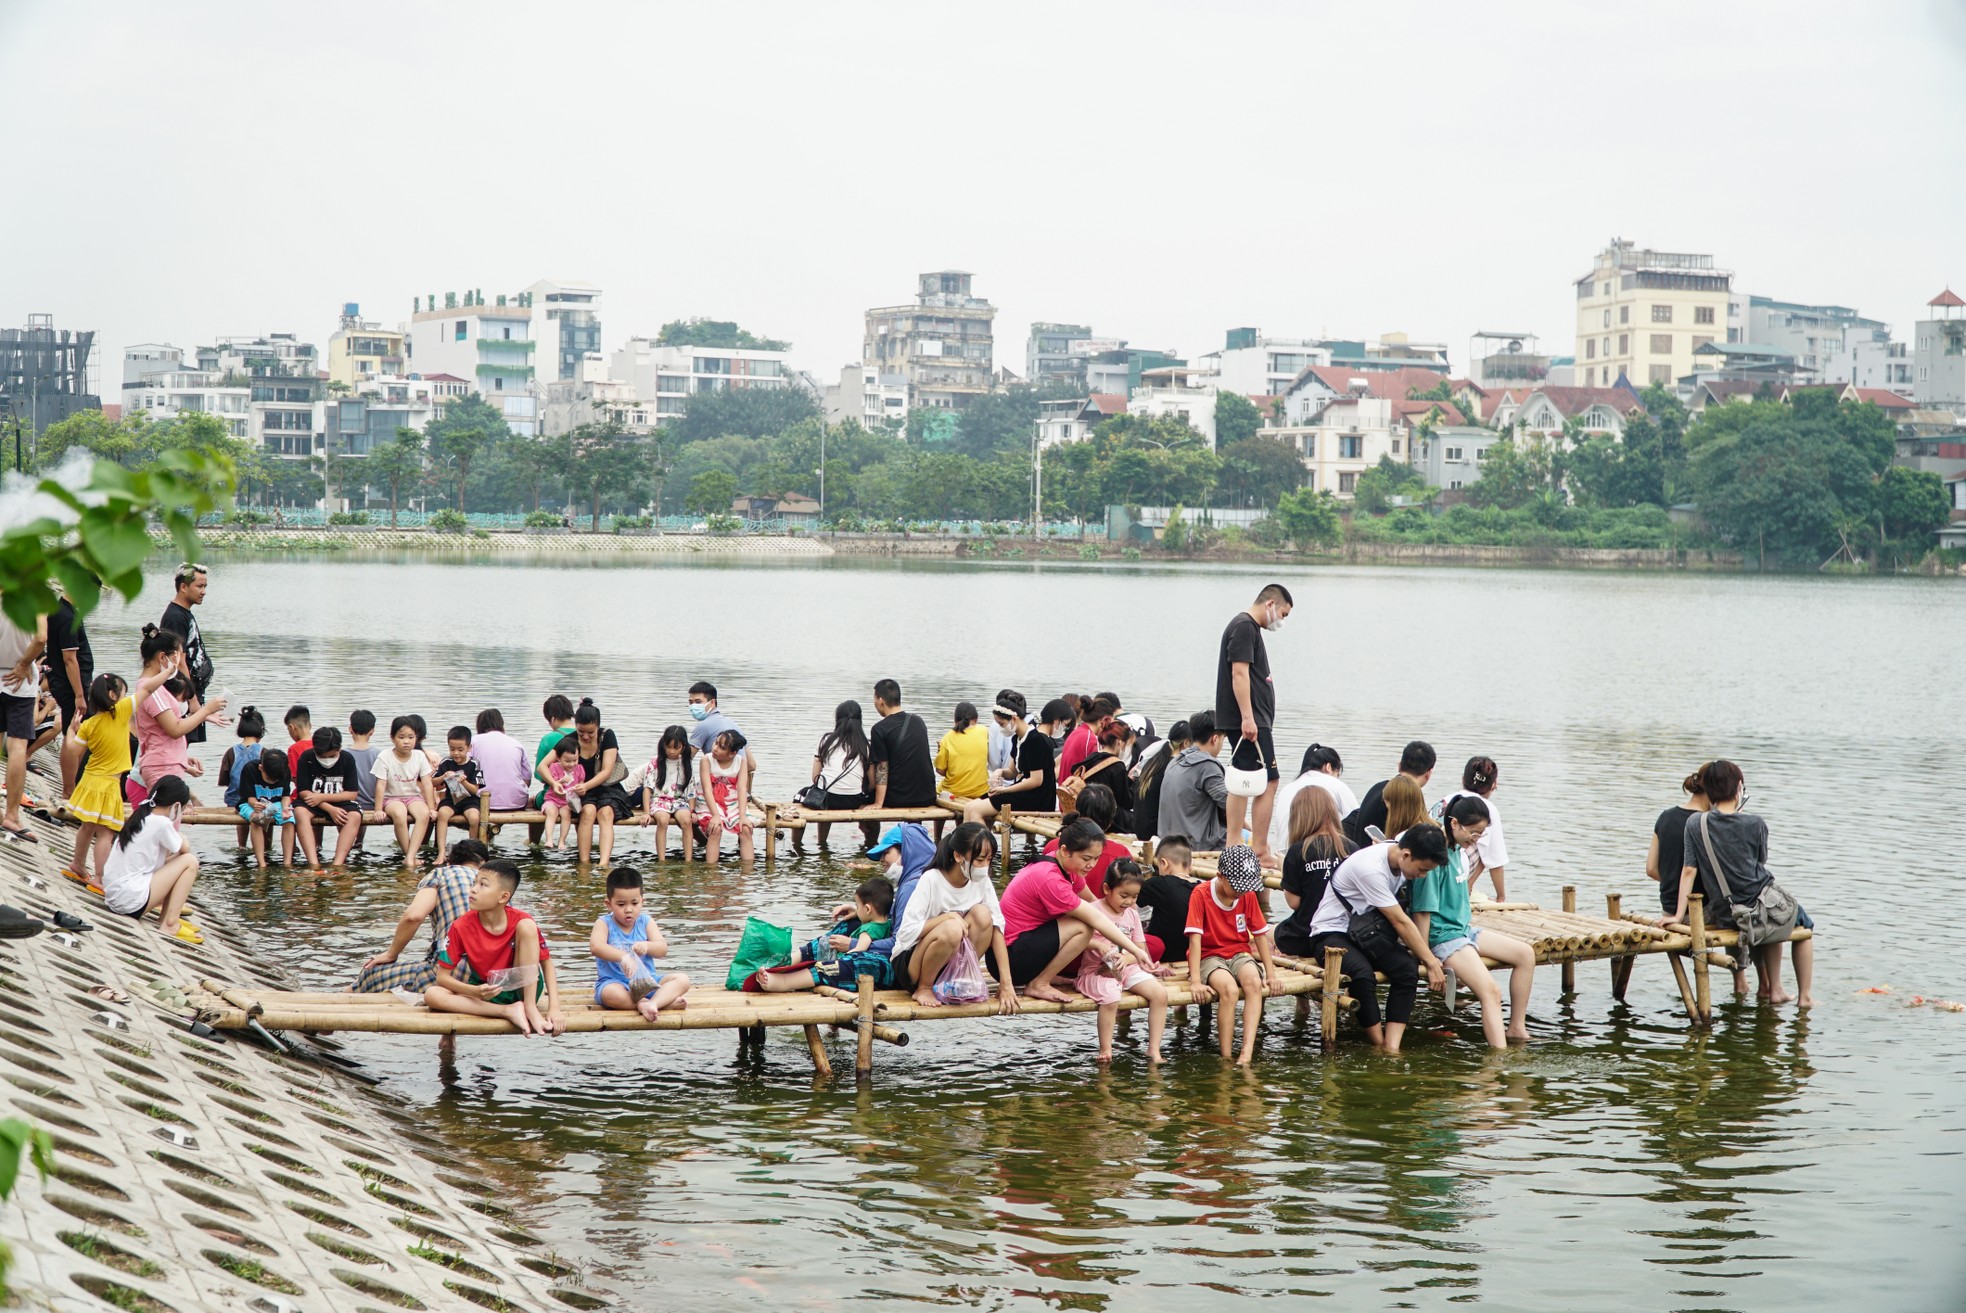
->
[[168, 921, 204, 945], [0, 909, 45, 939], [86, 984, 130, 1004], [0, 825, 39, 844], [49, 910, 92, 932], [59, 867, 90, 886]]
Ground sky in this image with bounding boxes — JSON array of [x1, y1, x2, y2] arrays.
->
[[4, 1, 1964, 397]]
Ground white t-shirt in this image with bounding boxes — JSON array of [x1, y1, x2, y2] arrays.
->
[[0, 621, 39, 698], [1446, 789, 1509, 871], [1309, 842, 1405, 938], [815, 742, 865, 797], [892, 867, 1004, 956], [101, 816, 186, 915], [371, 749, 432, 802], [1267, 770, 1362, 855]]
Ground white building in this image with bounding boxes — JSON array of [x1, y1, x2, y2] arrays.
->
[[1412, 424, 1503, 492], [1277, 393, 1397, 498], [407, 292, 539, 435], [1034, 394, 1126, 450], [822, 363, 908, 431], [524, 279, 602, 384], [1127, 364, 1220, 447], [120, 345, 249, 438], [541, 374, 657, 437], [1199, 329, 1330, 399], [611, 337, 791, 429]]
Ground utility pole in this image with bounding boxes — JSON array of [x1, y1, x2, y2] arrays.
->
[[819, 421, 827, 526], [1031, 422, 1042, 540]]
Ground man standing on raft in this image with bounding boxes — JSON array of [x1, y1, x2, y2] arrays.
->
[[1217, 583, 1292, 866]]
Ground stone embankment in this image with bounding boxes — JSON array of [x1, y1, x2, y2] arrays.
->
[[0, 759, 613, 1312]]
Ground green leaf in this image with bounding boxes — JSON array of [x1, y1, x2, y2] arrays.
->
[[34, 481, 86, 513], [85, 461, 135, 493], [78, 507, 150, 577], [0, 1118, 49, 1201], [51, 560, 102, 619], [0, 587, 55, 636]]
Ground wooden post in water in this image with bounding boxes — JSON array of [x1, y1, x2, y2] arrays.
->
[[999, 807, 1015, 879], [1138, 837, 1156, 867], [1561, 885, 1577, 996], [763, 804, 779, 865], [1606, 893, 1633, 1000], [803, 1023, 831, 1078], [1688, 892, 1711, 1026], [1321, 945, 1344, 1051], [855, 974, 876, 1075]]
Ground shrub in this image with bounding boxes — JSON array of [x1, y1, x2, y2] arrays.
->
[[326, 510, 370, 527], [1077, 544, 1100, 561], [1121, 546, 1142, 561], [705, 514, 741, 533], [427, 509, 468, 534], [226, 509, 271, 526], [611, 514, 653, 533], [524, 510, 562, 529]]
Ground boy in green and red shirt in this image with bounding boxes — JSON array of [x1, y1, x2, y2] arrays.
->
[[426, 858, 564, 1036], [1186, 844, 1282, 1065]]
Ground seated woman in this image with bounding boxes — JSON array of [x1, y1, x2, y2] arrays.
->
[[1412, 794, 1535, 1047], [997, 817, 1152, 1005], [1672, 759, 1814, 1007], [808, 700, 874, 850], [888, 822, 1017, 1012], [352, 838, 490, 993], [1272, 786, 1353, 959], [1064, 724, 1136, 832], [962, 695, 1066, 825], [1040, 784, 1129, 901], [569, 698, 634, 867]]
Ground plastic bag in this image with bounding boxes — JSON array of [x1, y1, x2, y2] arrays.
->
[[482, 966, 532, 993], [725, 916, 794, 991], [622, 949, 660, 1003], [932, 937, 990, 1004]]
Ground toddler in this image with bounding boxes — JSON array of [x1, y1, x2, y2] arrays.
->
[[1074, 858, 1173, 1062], [754, 876, 896, 993], [637, 725, 697, 861], [542, 737, 584, 850], [696, 729, 752, 864], [589, 866, 690, 1019], [433, 725, 486, 849]]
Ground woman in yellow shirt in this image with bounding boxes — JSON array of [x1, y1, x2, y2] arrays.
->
[[65, 669, 165, 888], [934, 702, 991, 801]]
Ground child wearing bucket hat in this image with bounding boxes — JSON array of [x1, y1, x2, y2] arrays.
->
[[1185, 844, 1284, 1065]]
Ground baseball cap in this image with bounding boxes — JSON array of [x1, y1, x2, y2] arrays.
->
[[1117, 712, 1154, 738], [1220, 845, 1263, 893], [866, 826, 907, 857]]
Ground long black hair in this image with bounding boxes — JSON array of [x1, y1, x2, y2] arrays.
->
[[138, 624, 181, 666], [932, 821, 996, 874], [817, 700, 870, 775], [653, 724, 693, 791], [85, 673, 126, 718], [118, 775, 190, 850], [1440, 794, 1491, 849]]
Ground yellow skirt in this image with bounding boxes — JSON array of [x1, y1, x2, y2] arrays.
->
[[67, 775, 127, 831]]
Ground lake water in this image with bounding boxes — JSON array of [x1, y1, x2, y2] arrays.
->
[[82, 554, 1966, 1310]]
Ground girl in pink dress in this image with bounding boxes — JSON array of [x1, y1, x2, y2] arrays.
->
[[1074, 859, 1173, 1062]]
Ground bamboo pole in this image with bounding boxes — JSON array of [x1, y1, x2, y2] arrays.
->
[[855, 975, 875, 1074], [999, 806, 1014, 879], [803, 1024, 831, 1078], [1560, 885, 1576, 995], [763, 804, 779, 865], [1689, 892, 1710, 1026], [1667, 951, 1699, 1023], [1321, 945, 1344, 1051], [1604, 894, 1625, 997]]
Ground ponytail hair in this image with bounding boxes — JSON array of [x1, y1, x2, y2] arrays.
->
[[139, 624, 182, 664], [1440, 793, 1491, 848], [118, 775, 190, 850], [85, 674, 125, 718], [932, 820, 996, 874]]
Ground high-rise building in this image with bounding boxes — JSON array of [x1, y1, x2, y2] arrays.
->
[[406, 290, 538, 435], [0, 315, 99, 442], [327, 304, 406, 387], [1573, 239, 1732, 389], [1201, 329, 1331, 398], [863, 271, 995, 410], [610, 337, 791, 429], [524, 279, 602, 383], [1026, 322, 1091, 389], [1913, 288, 1966, 407], [193, 333, 325, 461], [1744, 297, 1892, 384]]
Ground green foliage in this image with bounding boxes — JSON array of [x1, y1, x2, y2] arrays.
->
[[1215, 436, 1306, 509], [687, 469, 737, 516], [704, 513, 741, 533], [0, 1117, 55, 1298], [654, 318, 789, 352], [947, 387, 1041, 460], [424, 394, 508, 512], [1874, 465, 1948, 540], [1687, 397, 1895, 566], [326, 510, 370, 526], [1407, 377, 1456, 402], [1467, 432, 1565, 511], [0, 449, 234, 632], [1353, 501, 1682, 550], [667, 385, 817, 447], [1213, 392, 1262, 447], [364, 427, 425, 528], [565, 422, 653, 531], [1272, 487, 1342, 549], [1040, 414, 1220, 521], [1353, 454, 1427, 514], [1160, 504, 1187, 551], [611, 514, 653, 533], [425, 508, 468, 533], [524, 509, 562, 529], [1077, 543, 1100, 560]]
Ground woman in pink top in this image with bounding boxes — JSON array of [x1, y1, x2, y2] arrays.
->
[[996, 817, 1150, 1004], [132, 626, 227, 796]]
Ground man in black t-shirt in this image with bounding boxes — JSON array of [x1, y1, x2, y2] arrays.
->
[[865, 678, 935, 810], [294, 726, 365, 868], [1344, 740, 1436, 849], [158, 564, 213, 745], [45, 590, 93, 796], [1215, 582, 1293, 865]]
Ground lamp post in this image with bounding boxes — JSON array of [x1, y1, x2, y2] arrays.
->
[[1031, 421, 1042, 541], [818, 420, 826, 527]]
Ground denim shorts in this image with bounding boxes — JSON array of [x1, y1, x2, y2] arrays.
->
[[1432, 928, 1482, 963]]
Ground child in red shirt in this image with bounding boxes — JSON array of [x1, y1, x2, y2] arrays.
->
[[426, 858, 564, 1036], [1185, 844, 1282, 1065]]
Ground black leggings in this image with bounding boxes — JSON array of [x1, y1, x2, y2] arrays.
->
[[1310, 930, 1419, 1029]]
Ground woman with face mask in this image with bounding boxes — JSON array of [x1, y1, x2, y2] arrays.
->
[[887, 822, 1018, 1013], [100, 774, 203, 944]]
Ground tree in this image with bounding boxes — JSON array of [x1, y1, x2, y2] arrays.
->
[[35, 410, 160, 470], [1873, 465, 1948, 542], [1271, 486, 1342, 549], [948, 387, 1041, 461], [424, 394, 507, 512], [1468, 431, 1563, 510], [262, 454, 324, 508], [1352, 454, 1427, 514], [655, 318, 790, 352], [1216, 436, 1306, 509], [365, 427, 425, 528], [566, 422, 654, 531], [668, 385, 817, 447], [1214, 392, 1262, 448], [686, 468, 737, 517]]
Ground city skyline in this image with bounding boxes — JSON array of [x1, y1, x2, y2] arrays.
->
[[4, 2, 1963, 390]]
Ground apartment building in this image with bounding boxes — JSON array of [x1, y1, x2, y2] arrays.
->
[[1026, 322, 1092, 389], [1573, 239, 1732, 388], [326, 305, 406, 387], [120, 345, 248, 438], [1745, 296, 1887, 383], [1127, 364, 1218, 447], [524, 279, 602, 383], [1200, 329, 1330, 398], [407, 291, 538, 435], [863, 271, 995, 410], [822, 363, 908, 431], [1413, 425, 1504, 492], [611, 337, 791, 428], [1913, 288, 1966, 407]]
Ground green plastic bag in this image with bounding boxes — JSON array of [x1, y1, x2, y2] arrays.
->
[[725, 916, 794, 990]]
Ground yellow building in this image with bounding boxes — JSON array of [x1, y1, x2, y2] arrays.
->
[[326, 303, 406, 387], [1573, 240, 1732, 389]]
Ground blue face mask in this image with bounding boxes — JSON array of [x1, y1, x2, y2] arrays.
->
[[688, 703, 709, 722]]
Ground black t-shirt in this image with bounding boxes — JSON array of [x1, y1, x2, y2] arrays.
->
[[1214, 610, 1274, 731], [434, 757, 485, 803], [295, 750, 361, 803], [1001, 729, 1056, 812], [158, 601, 212, 690], [45, 599, 93, 703], [1074, 750, 1135, 829], [1346, 778, 1390, 848], [870, 711, 935, 807], [1653, 805, 1694, 912], [576, 729, 621, 790], [1278, 834, 1353, 947], [1137, 873, 1200, 961]]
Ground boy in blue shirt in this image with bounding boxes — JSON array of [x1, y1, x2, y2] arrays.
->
[[589, 867, 690, 1020]]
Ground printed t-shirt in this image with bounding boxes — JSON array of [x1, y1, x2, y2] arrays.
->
[[1310, 842, 1406, 938], [101, 816, 186, 915], [1004, 730, 1057, 811], [157, 601, 211, 691], [1653, 805, 1694, 911], [77, 698, 135, 777], [1278, 834, 1352, 946], [441, 907, 550, 982], [295, 750, 362, 804], [346, 744, 381, 808], [1137, 874, 1200, 959], [470, 730, 533, 810], [372, 749, 432, 802], [1409, 847, 1474, 948], [133, 686, 188, 780], [999, 858, 1084, 946], [870, 710, 936, 808], [1185, 880, 1269, 960], [934, 724, 990, 799], [1058, 724, 1098, 779], [1214, 610, 1274, 730], [434, 757, 485, 804]]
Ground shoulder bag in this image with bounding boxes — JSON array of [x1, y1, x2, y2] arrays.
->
[[1696, 811, 1800, 949], [1056, 754, 1121, 817], [1329, 875, 1404, 960]]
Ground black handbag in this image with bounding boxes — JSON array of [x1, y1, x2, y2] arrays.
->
[[1330, 879, 1403, 959]]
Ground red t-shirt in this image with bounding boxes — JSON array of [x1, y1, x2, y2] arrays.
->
[[1058, 725, 1098, 780], [1042, 836, 1127, 901], [999, 859, 1085, 945], [287, 740, 308, 781], [440, 906, 551, 981], [1184, 881, 1268, 960]]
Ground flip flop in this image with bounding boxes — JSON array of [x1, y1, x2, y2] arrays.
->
[[0, 911, 44, 939], [86, 984, 130, 1005], [168, 921, 204, 946], [59, 867, 90, 886], [49, 910, 92, 932], [0, 825, 39, 844]]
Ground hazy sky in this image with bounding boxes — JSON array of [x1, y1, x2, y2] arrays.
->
[[4, 1, 1963, 395]]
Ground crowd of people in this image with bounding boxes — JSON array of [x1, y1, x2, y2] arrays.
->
[[0, 570, 1815, 1052]]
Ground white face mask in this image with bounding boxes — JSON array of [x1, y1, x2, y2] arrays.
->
[[1264, 606, 1288, 633], [971, 862, 993, 882]]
